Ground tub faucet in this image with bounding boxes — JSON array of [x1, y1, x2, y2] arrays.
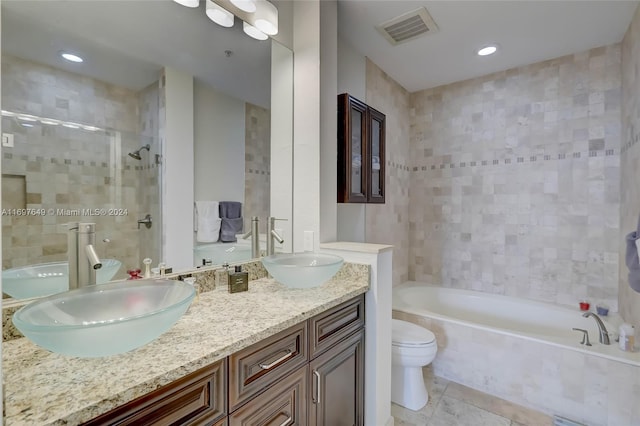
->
[[582, 312, 610, 345], [68, 222, 103, 290]]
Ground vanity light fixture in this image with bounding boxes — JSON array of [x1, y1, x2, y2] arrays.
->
[[477, 45, 498, 56], [17, 115, 38, 122], [61, 52, 84, 63], [254, 0, 278, 35], [173, 0, 199, 7], [230, 0, 256, 13], [20, 123, 34, 128], [62, 123, 81, 129], [206, 0, 234, 27], [243, 22, 268, 40], [40, 119, 60, 126]]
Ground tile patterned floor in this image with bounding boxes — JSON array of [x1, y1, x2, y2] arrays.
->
[[392, 367, 553, 426]]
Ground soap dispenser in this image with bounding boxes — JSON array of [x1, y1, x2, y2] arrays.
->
[[228, 265, 249, 293]]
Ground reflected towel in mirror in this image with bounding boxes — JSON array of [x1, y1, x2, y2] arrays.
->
[[219, 201, 242, 219], [195, 201, 221, 242], [220, 218, 243, 242]]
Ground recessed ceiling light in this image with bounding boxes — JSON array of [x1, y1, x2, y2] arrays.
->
[[477, 45, 498, 56], [61, 52, 84, 63]]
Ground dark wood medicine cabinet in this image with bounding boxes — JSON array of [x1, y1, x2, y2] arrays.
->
[[337, 93, 386, 204]]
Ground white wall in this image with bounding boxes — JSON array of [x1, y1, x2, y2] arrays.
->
[[270, 40, 294, 253], [336, 38, 367, 243], [292, 0, 321, 252], [193, 80, 245, 203], [162, 67, 194, 270], [319, 0, 338, 244]]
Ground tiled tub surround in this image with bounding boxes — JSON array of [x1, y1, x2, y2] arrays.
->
[[393, 284, 640, 426], [365, 58, 412, 287], [408, 45, 622, 311], [2, 262, 370, 425], [1, 54, 161, 277]]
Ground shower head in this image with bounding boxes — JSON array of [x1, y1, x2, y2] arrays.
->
[[128, 144, 151, 160]]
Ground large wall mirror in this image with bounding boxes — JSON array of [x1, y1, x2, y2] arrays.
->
[[0, 0, 293, 302]]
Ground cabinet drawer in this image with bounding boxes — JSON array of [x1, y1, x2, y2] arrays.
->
[[229, 322, 308, 411], [229, 365, 307, 426], [83, 359, 227, 426], [309, 295, 365, 359]]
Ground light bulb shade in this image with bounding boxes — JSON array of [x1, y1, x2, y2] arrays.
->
[[206, 0, 234, 27], [173, 0, 199, 7], [254, 0, 278, 35], [243, 22, 268, 40], [230, 0, 256, 13]]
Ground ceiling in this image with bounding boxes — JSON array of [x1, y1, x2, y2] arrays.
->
[[3, 1, 637, 103], [1, 0, 273, 108], [338, 0, 639, 93]]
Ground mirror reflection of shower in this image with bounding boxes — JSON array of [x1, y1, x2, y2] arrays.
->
[[128, 144, 151, 160]]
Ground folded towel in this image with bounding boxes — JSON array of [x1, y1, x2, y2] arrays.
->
[[220, 217, 244, 242], [195, 201, 221, 243], [625, 214, 640, 292], [219, 201, 242, 219]]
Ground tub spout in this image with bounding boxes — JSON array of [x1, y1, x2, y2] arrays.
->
[[582, 312, 610, 345]]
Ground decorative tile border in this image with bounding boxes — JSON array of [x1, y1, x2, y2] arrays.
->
[[411, 148, 619, 172]]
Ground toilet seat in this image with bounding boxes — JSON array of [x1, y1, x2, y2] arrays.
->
[[392, 319, 436, 347]]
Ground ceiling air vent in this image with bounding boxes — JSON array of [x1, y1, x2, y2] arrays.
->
[[376, 7, 439, 46]]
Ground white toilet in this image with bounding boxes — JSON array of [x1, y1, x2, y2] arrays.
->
[[391, 319, 438, 411]]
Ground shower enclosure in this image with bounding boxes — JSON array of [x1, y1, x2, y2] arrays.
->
[[1, 113, 162, 283]]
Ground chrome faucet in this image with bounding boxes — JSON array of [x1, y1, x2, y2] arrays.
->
[[266, 217, 286, 256], [68, 222, 103, 290], [582, 312, 610, 345], [241, 217, 261, 259]]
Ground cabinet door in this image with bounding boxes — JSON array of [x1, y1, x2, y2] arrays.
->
[[229, 365, 308, 426], [308, 330, 365, 426], [338, 94, 368, 203], [367, 107, 385, 203]]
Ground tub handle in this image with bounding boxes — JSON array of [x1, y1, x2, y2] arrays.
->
[[572, 328, 592, 346]]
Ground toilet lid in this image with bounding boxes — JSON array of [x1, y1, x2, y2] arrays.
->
[[392, 319, 436, 346]]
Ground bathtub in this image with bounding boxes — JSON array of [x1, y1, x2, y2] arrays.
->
[[392, 282, 640, 426]]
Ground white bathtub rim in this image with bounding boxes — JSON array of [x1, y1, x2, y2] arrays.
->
[[393, 282, 640, 368]]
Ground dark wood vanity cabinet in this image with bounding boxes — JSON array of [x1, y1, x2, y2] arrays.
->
[[308, 295, 365, 426], [86, 295, 364, 426], [338, 93, 386, 204], [82, 359, 227, 426]]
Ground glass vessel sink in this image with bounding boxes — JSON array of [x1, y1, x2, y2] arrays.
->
[[2, 259, 122, 299], [193, 243, 252, 266], [12, 279, 195, 357], [261, 252, 344, 289]]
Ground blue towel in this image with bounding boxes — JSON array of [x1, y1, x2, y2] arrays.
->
[[219, 201, 242, 219], [220, 217, 244, 242], [625, 214, 640, 293]]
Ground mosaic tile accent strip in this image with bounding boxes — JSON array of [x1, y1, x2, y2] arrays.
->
[[244, 102, 271, 230]]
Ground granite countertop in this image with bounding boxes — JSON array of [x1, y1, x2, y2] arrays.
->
[[3, 266, 369, 426]]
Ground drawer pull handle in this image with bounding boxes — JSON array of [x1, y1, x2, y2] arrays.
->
[[259, 349, 293, 370], [313, 370, 321, 404], [279, 417, 293, 426]]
